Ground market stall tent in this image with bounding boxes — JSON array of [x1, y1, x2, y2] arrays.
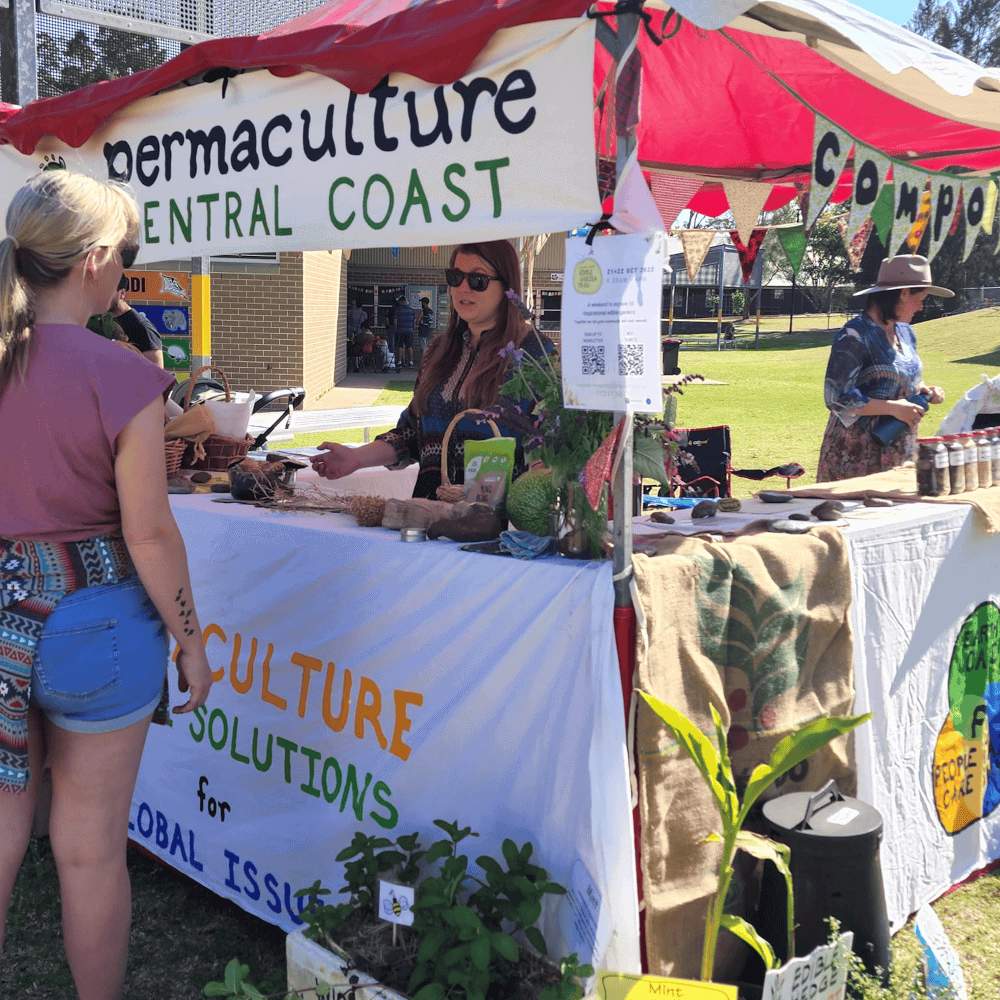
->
[[0, 0, 999, 256]]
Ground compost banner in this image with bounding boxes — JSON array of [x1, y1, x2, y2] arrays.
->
[[0, 19, 600, 258], [131, 498, 639, 974], [847, 505, 1000, 932]]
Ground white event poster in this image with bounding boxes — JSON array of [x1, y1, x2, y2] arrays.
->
[[560, 233, 665, 413]]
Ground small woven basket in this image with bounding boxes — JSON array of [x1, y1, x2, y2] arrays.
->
[[181, 364, 253, 471], [165, 438, 186, 477], [185, 433, 254, 472], [436, 408, 501, 502]]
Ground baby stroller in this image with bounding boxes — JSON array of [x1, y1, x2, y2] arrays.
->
[[170, 375, 305, 450]]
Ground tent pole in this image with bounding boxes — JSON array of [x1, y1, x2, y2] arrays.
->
[[716, 245, 724, 350]]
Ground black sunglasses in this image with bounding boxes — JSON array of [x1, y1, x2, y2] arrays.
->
[[120, 244, 138, 269], [445, 268, 506, 293]]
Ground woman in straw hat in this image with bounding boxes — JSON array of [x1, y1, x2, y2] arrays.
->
[[816, 254, 951, 482]]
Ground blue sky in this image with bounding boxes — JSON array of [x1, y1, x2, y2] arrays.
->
[[849, 0, 918, 25]]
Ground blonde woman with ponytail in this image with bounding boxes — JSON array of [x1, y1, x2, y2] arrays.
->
[[0, 170, 212, 1000]]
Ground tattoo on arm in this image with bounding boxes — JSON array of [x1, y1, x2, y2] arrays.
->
[[174, 587, 196, 637]]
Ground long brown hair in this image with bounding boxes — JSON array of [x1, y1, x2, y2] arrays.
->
[[411, 240, 528, 414]]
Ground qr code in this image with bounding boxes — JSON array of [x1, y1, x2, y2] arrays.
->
[[618, 344, 644, 375], [581, 345, 605, 375]]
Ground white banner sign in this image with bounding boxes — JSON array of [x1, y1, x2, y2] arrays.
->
[[848, 504, 1000, 931], [560, 233, 666, 414], [131, 498, 639, 975], [0, 20, 600, 260]]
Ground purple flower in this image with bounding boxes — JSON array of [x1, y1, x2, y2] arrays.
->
[[497, 341, 524, 363]]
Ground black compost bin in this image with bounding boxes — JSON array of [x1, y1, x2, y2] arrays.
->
[[756, 780, 891, 983], [662, 338, 682, 375]]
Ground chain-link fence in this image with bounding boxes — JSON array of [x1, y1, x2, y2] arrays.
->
[[7, 0, 333, 101]]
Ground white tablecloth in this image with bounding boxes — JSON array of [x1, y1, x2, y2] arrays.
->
[[130, 495, 639, 975]]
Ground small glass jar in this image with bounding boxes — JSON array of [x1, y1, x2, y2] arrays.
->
[[977, 430, 993, 490], [917, 438, 948, 496], [944, 435, 966, 495], [962, 433, 979, 491], [991, 431, 1000, 486]]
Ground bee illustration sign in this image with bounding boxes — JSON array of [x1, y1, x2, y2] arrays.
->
[[379, 879, 414, 926]]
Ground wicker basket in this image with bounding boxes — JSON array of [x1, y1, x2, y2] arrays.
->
[[436, 408, 501, 502], [165, 438, 186, 477], [184, 433, 253, 472], [181, 364, 253, 471]]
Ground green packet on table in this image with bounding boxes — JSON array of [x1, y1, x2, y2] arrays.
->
[[464, 438, 516, 509]]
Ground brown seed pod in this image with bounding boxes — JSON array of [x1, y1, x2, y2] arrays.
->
[[789, 512, 811, 521], [351, 495, 387, 528], [863, 496, 893, 507], [650, 510, 675, 524], [190, 471, 213, 484], [691, 500, 717, 519], [812, 500, 845, 521]]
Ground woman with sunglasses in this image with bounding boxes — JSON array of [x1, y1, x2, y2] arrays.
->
[[0, 170, 212, 999], [312, 240, 552, 499]]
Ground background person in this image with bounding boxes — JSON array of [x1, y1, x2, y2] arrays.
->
[[110, 277, 163, 367], [393, 294, 417, 370], [417, 295, 434, 360], [311, 240, 552, 499], [0, 169, 212, 1000], [816, 254, 950, 482]]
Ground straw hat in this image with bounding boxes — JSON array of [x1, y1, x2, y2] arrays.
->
[[852, 254, 954, 298]]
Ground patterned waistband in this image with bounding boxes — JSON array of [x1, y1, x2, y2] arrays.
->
[[0, 532, 134, 606]]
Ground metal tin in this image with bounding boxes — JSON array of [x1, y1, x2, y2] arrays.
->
[[400, 527, 427, 542]]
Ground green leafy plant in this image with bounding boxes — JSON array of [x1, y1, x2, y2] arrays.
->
[[538, 954, 595, 1000], [204, 957, 330, 999], [295, 829, 425, 947], [406, 819, 567, 1000], [639, 693, 871, 982]]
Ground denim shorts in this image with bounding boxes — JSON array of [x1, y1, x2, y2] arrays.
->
[[30, 575, 168, 734]]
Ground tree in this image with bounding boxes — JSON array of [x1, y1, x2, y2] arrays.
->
[[906, 0, 1000, 67], [37, 26, 167, 98], [798, 215, 853, 315]]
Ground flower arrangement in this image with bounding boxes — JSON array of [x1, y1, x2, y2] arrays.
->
[[485, 290, 703, 555]]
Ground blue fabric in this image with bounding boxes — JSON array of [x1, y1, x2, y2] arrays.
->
[[499, 531, 558, 559], [823, 313, 924, 431]]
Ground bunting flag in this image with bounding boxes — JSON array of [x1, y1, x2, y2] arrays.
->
[[609, 158, 663, 234], [837, 215, 874, 271], [649, 173, 704, 231], [729, 228, 767, 284], [805, 116, 852, 233], [904, 187, 932, 254], [776, 224, 807, 277], [983, 180, 998, 236], [847, 146, 891, 248], [676, 229, 716, 281], [927, 174, 962, 262], [870, 183, 895, 248], [723, 180, 771, 244], [961, 179, 989, 262], [892, 164, 929, 253]]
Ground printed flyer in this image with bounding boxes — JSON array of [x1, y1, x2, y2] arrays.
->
[[560, 233, 665, 414]]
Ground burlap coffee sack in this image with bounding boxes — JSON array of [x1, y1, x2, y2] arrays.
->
[[632, 525, 856, 980], [789, 462, 1000, 534]]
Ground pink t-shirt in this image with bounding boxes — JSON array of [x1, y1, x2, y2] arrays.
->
[[0, 323, 175, 541]]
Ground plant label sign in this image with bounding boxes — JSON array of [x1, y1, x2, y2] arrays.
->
[[597, 971, 736, 999], [378, 879, 414, 927], [913, 903, 967, 1000], [761, 932, 853, 1000], [560, 232, 665, 414]]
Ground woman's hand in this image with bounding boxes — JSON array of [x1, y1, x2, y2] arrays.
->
[[890, 398, 928, 430], [310, 442, 362, 480], [923, 385, 946, 405], [173, 646, 213, 714]]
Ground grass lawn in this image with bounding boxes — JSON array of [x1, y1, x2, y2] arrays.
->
[[5, 314, 1000, 997], [290, 381, 414, 448]]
